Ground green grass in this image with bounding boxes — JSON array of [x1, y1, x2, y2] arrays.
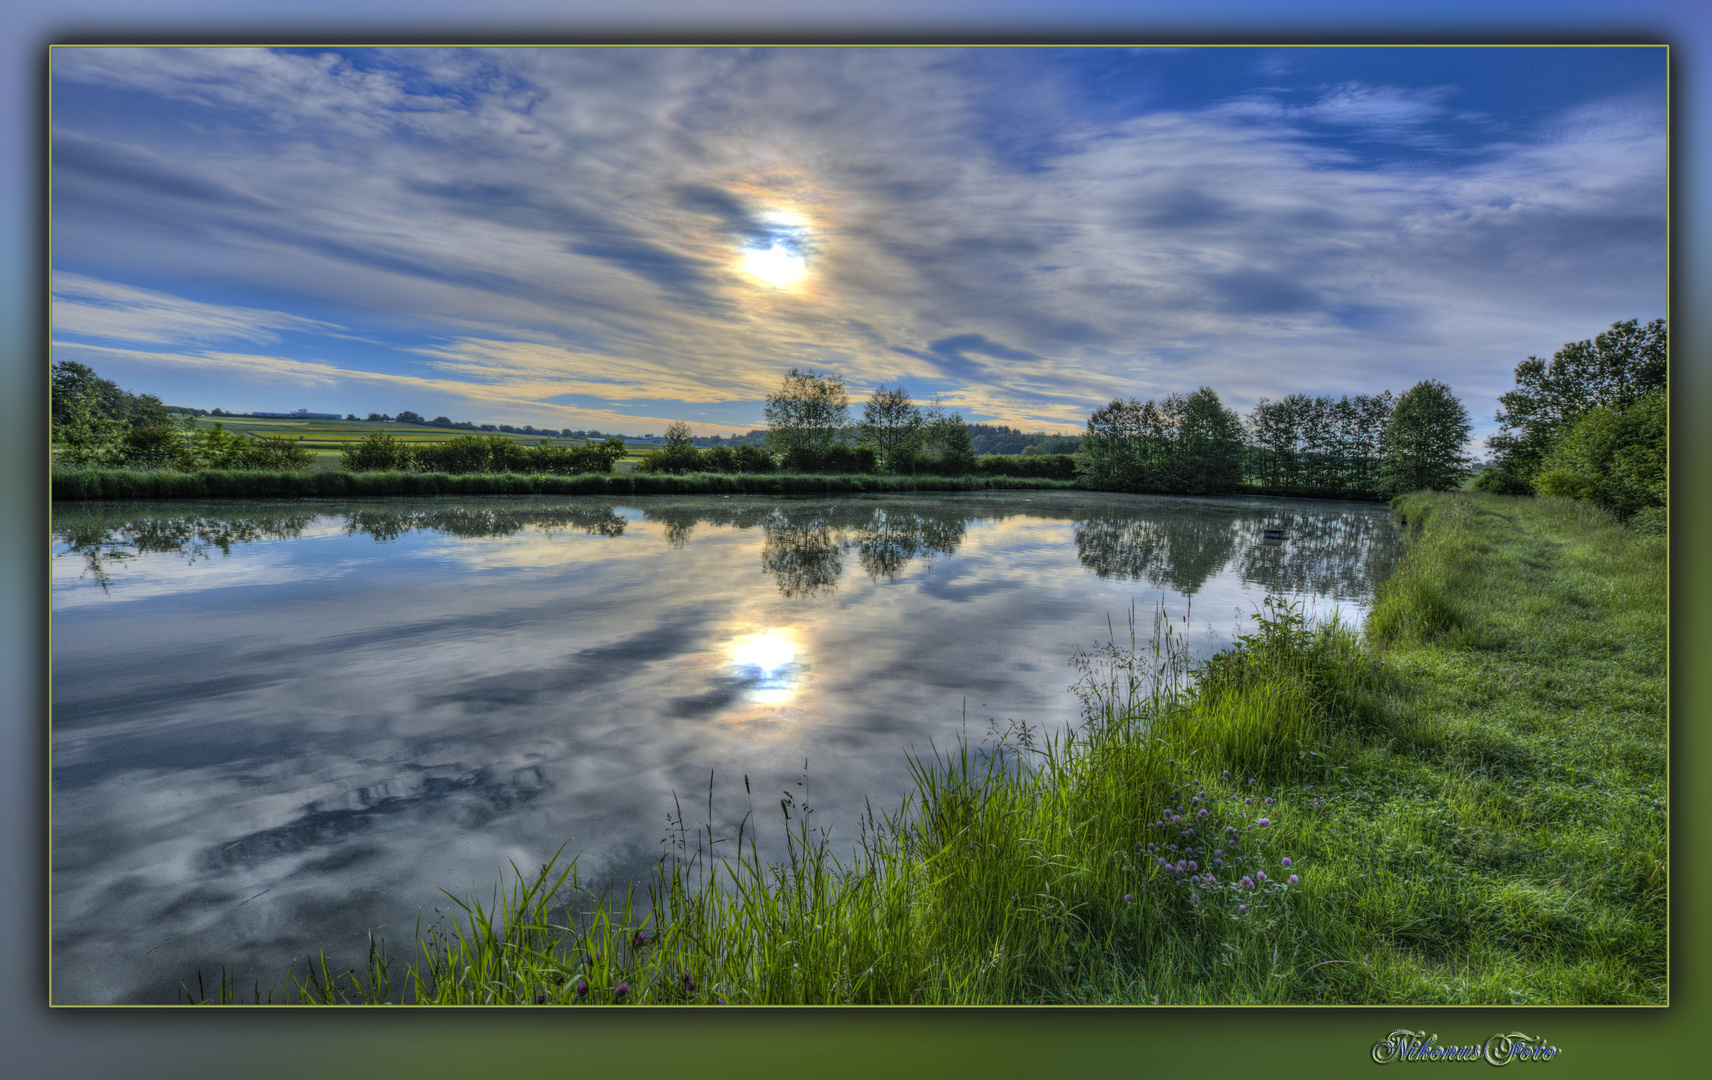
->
[[53, 467, 1083, 501], [184, 491, 1665, 1006]]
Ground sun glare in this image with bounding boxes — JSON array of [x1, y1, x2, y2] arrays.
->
[[729, 628, 801, 703], [738, 211, 812, 289], [741, 243, 807, 287]]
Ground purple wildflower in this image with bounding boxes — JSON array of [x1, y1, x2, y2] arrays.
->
[[1288, 874, 1299, 885], [1213, 858, 1223, 868], [632, 929, 650, 948], [1222, 770, 1230, 777], [1237, 904, 1249, 915], [681, 970, 695, 991], [1249, 778, 1258, 785], [575, 979, 588, 999], [1281, 857, 1292, 867], [1256, 871, 1266, 882], [1124, 893, 1134, 902], [614, 982, 630, 1001], [1265, 797, 1273, 806], [1257, 818, 1271, 827], [536, 993, 547, 1005], [1241, 876, 1255, 890]]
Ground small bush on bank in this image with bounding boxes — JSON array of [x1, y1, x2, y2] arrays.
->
[[976, 453, 1079, 480]]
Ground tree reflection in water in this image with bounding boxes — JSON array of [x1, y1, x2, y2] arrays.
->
[[54, 494, 1396, 603]]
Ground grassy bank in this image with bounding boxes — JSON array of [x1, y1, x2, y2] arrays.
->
[[54, 467, 1083, 501], [191, 491, 1665, 1005]]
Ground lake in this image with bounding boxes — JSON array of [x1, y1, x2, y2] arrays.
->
[[50, 490, 1400, 1003]]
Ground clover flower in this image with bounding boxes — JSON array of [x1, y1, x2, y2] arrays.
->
[[1280, 857, 1292, 867], [614, 982, 630, 1001], [1288, 874, 1299, 885], [1257, 818, 1271, 827]]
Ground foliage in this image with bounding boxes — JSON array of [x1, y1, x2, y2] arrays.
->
[[975, 453, 1079, 480], [1244, 392, 1393, 497], [764, 368, 850, 463], [966, 423, 1081, 456], [638, 422, 707, 474], [1486, 318, 1667, 487], [1378, 380, 1472, 496], [859, 384, 924, 470], [889, 404, 977, 475], [1078, 387, 1244, 494], [341, 431, 414, 472], [1531, 392, 1665, 522]]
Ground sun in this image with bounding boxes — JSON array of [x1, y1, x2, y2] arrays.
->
[[741, 243, 807, 287], [738, 211, 812, 289]]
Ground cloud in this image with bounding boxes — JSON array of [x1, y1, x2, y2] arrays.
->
[[48, 48, 1665, 439], [52, 272, 343, 346]]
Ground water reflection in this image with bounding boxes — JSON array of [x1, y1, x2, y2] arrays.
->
[[51, 492, 1399, 1003], [56, 495, 1394, 604], [728, 628, 803, 704]]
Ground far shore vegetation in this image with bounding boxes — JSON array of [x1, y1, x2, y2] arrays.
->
[[183, 489, 1665, 1005]]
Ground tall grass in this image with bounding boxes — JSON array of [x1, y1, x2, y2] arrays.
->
[[56, 467, 1082, 501]]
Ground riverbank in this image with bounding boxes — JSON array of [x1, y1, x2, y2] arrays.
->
[[52, 467, 1083, 501], [192, 491, 1665, 1005]]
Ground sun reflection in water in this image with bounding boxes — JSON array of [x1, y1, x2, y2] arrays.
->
[[728, 628, 801, 704]]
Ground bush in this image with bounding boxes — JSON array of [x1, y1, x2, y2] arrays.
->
[[522, 440, 624, 475], [637, 443, 706, 475], [243, 434, 315, 471], [341, 431, 414, 471], [118, 425, 192, 470], [976, 453, 1078, 480], [733, 444, 776, 473], [1471, 466, 1533, 496], [1533, 393, 1665, 521]]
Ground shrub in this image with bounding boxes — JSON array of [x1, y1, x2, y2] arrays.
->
[[341, 431, 414, 472], [242, 434, 315, 471], [117, 425, 192, 470], [976, 453, 1078, 480]]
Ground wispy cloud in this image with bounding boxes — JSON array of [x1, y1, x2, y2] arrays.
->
[[50, 47, 1666, 438], [52, 272, 343, 346]]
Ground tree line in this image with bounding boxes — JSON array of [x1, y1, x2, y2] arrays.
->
[[1078, 380, 1472, 501], [1474, 318, 1666, 530]]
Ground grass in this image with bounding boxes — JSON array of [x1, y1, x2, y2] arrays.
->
[[54, 467, 1083, 501], [182, 490, 1665, 1005]]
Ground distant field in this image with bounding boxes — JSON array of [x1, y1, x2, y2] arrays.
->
[[189, 417, 653, 468]]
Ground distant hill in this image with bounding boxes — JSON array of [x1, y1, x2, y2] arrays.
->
[[966, 423, 1081, 456]]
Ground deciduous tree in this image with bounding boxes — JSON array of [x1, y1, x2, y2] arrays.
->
[[1379, 380, 1472, 495]]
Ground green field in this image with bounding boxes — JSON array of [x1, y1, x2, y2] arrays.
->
[[185, 417, 651, 470]]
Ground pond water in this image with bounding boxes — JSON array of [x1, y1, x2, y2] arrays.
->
[[51, 490, 1400, 1003]]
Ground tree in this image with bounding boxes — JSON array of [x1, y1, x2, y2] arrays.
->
[[765, 367, 850, 466], [1532, 392, 1665, 522], [1486, 318, 1666, 488], [639, 421, 704, 474], [860, 384, 923, 471], [1164, 387, 1245, 494], [396, 410, 425, 424], [1379, 380, 1472, 495]]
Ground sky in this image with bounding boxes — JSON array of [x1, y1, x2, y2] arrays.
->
[[49, 44, 1666, 443]]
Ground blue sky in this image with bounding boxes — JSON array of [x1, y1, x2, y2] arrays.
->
[[50, 46, 1665, 443]]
